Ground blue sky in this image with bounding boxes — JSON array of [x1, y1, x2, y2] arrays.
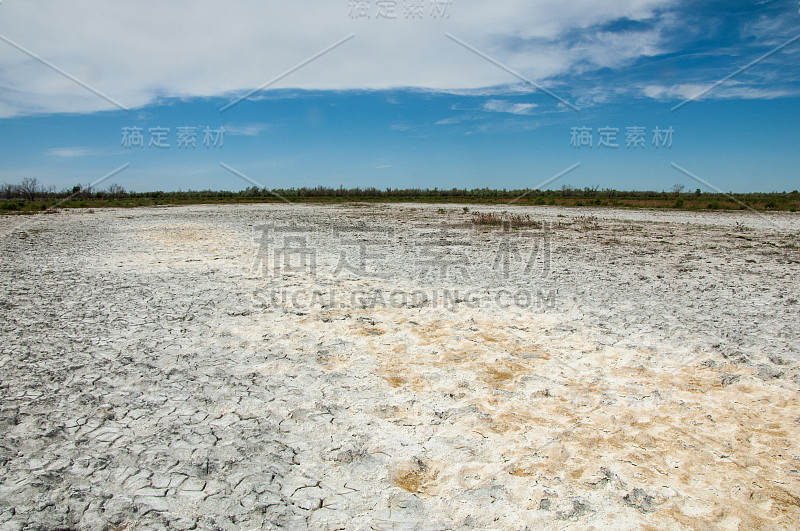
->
[[0, 0, 799, 193]]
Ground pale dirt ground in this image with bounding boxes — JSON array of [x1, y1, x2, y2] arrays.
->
[[1, 203, 799, 530]]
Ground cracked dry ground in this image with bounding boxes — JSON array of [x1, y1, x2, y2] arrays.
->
[[1, 203, 800, 530]]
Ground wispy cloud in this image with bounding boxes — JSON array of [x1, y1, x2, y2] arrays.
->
[[436, 116, 465, 125], [642, 82, 794, 101], [483, 99, 538, 115], [438, 85, 540, 98], [47, 147, 95, 157], [223, 123, 267, 136]]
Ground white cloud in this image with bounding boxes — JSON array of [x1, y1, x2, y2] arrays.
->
[[642, 82, 793, 101], [47, 147, 95, 157], [0, 0, 677, 117], [483, 99, 538, 115], [223, 123, 267, 136]]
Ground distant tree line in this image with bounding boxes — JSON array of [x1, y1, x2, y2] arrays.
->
[[2, 178, 799, 210]]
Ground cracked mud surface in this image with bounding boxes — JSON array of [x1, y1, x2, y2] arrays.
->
[[1, 203, 799, 529]]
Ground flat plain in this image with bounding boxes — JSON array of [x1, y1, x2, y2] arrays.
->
[[1, 203, 799, 529]]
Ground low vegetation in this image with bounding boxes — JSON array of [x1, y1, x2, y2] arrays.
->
[[471, 212, 544, 228], [1, 179, 799, 214]]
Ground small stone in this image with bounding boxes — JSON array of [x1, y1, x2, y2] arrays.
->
[[757, 364, 784, 380], [623, 488, 656, 513], [539, 498, 552, 511], [135, 496, 170, 513], [150, 474, 170, 489], [134, 488, 167, 498], [168, 474, 188, 488], [171, 518, 197, 530], [46, 458, 72, 472], [557, 499, 590, 520], [180, 478, 206, 492], [769, 353, 789, 366], [176, 490, 207, 502], [102, 496, 135, 525], [720, 373, 741, 387]]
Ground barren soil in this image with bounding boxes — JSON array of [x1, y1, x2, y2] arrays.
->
[[1, 203, 799, 529]]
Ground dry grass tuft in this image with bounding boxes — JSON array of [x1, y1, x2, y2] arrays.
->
[[471, 211, 543, 229]]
